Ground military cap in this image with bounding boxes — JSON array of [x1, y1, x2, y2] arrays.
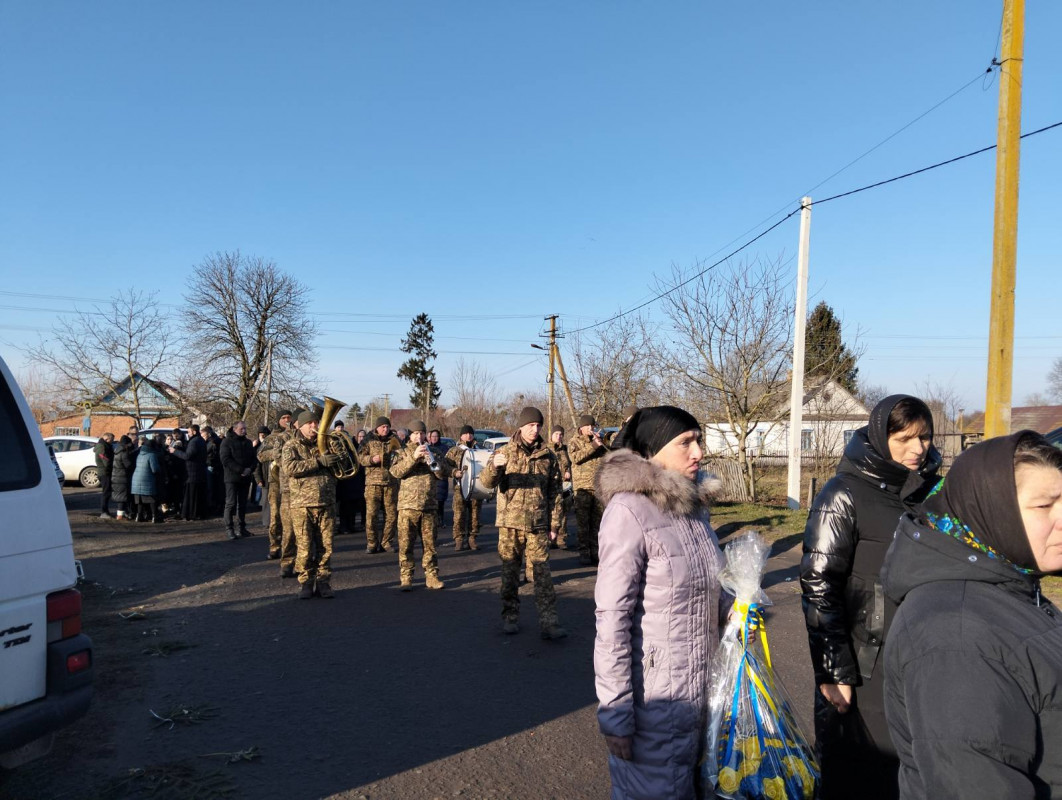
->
[[459, 424, 475, 436], [578, 414, 596, 429], [516, 406, 544, 427], [374, 416, 391, 428], [296, 410, 320, 426], [409, 420, 427, 433]]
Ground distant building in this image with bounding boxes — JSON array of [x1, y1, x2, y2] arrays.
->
[[39, 372, 200, 438], [702, 378, 870, 459], [1010, 405, 1062, 435]]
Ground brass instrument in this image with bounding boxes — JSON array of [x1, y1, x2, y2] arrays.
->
[[311, 395, 360, 480]]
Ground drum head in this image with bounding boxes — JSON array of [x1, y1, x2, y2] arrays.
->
[[461, 449, 492, 501]]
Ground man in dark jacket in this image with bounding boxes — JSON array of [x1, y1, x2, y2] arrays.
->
[[172, 424, 207, 520], [204, 426, 224, 515], [94, 432, 115, 518], [220, 420, 257, 539]]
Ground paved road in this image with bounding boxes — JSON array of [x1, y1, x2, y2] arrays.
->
[[3, 487, 814, 800]]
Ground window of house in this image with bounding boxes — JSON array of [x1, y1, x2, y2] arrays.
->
[[54, 426, 81, 436], [800, 429, 814, 452]]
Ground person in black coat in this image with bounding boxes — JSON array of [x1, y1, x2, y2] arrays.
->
[[882, 431, 1062, 798], [204, 426, 223, 516], [220, 421, 257, 539], [111, 436, 135, 520], [172, 424, 207, 521], [799, 395, 942, 800]]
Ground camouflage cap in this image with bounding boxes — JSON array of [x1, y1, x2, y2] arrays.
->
[[409, 420, 427, 433], [296, 410, 320, 426]]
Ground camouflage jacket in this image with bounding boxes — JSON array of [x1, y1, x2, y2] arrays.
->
[[390, 441, 451, 511], [444, 443, 475, 486], [257, 427, 294, 490], [568, 432, 607, 491], [357, 432, 402, 487], [551, 442, 572, 480], [481, 436, 563, 532], [281, 431, 336, 508]]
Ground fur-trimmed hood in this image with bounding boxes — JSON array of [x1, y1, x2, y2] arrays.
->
[[595, 448, 722, 517]]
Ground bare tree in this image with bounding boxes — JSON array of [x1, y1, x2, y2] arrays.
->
[[27, 289, 178, 427], [448, 358, 501, 416], [182, 251, 318, 419], [654, 256, 795, 501], [1024, 391, 1052, 406], [565, 314, 660, 424], [1048, 356, 1062, 403], [855, 382, 891, 411], [17, 365, 79, 424], [914, 379, 966, 462]]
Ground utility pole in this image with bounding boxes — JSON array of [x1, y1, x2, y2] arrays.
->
[[424, 379, 433, 429], [984, 0, 1025, 438], [544, 315, 557, 433], [787, 197, 812, 510], [263, 341, 273, 427], [553, 345, 579, 430], [383, 394, 390, 417]]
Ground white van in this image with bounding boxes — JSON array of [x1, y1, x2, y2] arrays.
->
[[0, 355, 93, 769]]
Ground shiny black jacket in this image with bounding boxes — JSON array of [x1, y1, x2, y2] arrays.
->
[[883, 513, 1062, 798], [799, 428, 941, 686]]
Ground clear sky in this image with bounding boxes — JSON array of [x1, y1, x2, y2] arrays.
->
[[1, 2, 1059, 415]]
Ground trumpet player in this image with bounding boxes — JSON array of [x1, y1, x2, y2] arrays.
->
[[569, 414, 607, 566], [445, 425, 483, 551], [390, 420, 450, 591], [357, 416, 402, 554], [282, 410, 342, 599]]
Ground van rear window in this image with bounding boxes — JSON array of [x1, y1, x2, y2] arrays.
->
[[0, 375, 42, 491]]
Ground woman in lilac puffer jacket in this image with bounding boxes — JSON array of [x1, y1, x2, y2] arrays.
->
[[594, 406, 726, 800]]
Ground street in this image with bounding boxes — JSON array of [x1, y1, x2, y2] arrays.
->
[[2, 488, 814, 800]]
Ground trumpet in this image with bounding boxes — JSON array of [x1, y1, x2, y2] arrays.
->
[[310, 395, 360, 480]]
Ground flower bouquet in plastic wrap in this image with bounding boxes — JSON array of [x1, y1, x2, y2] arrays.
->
[[700, 531, 818, 800]]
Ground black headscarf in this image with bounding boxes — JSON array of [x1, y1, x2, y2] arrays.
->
[[611, 405, 700, 458], [866, 394, 931, 463], [923, 431, 1038, 573]]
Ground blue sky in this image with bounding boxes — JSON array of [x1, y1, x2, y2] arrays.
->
[[1, 2, 1059, 413]]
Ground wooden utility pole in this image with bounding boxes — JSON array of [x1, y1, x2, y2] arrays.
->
[[383, 394, 391, 417], [553, 345, 579, 430], [545, 315, 557, 433], [787, 197, 812, 510], [984, 0, 1025, 438], [424, 379, 433, 429]]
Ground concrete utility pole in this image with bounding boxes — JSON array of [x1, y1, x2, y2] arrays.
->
[[424, 379, 433, 429], [984, 0, 1025, 438], [546, 315, 557, 433], [383, 394, 390, 417], [263, 341, 273, 428], [787, 197, 812, 510]]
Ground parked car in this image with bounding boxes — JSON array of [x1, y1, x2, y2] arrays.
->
[[1047, 426, 1062, 449], [43, 435, 101, 488], [482, 436, 510, 453], [0, 355, 94, 769], [474, 429, 506, 446], [45, 445, 64, 486]]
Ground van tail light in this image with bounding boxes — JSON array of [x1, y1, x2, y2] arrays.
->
[[47, 589, 82, 641], [67, 650, 91, 674]]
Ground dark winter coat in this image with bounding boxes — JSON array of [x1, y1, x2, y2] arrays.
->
[[172, 435, 207, 484], [111, 442, 134, 502], [205, 434, 222, 470], [593, 449, 725, 800], [93, 439, 114, 475], [131, 441, 162, 498], [220, 430, 256, 484], [883, 512, 1062, 799]]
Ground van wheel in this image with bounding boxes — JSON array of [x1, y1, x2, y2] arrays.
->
[[79, 466, 100, 489]]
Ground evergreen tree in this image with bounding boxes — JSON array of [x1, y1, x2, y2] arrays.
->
[[804, 302, 859, 392], [397, 313, 442, 409]]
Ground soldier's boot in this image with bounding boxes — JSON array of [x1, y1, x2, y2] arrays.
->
[[502, 619, 519, 635], [541, 624, 568, 641], [425, 572, 445, 590], [280, 565, 295, 579], [468, 535, 479, 551], [454, 536, 466, 551], [268, 549, 280, 560], [315, 580, 334, 599], [298, 582, 314, 600], [399, 574, 413, 592]]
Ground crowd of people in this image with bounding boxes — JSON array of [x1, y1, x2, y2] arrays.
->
[[85, 395, 1062, 799]]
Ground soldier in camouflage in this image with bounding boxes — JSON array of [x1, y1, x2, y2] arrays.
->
[[549, 424, 572, 550], [257, 409, 296, 577], [282, 410, 341, 599], [357, 416, 402, 554], [390, 420, 450, 591], [445, 425, 484, 551], [568, 413, 607, 566], [481, 406, 567, 640]]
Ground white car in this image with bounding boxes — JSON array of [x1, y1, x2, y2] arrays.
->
[[482, 436, 510, 453], [0, 355, 94, 768], [43, 435, 100, 488]]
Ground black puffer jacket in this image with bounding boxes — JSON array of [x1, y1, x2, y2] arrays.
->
[[882, 513, 1062, 799], [220, 430, 257, 483], [800, 427, 941, 686], [111, 442, 135, 502]]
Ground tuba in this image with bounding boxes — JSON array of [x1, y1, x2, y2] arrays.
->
[[311, 395, 360, 480]]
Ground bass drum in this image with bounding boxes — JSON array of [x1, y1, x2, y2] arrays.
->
[[460, 448, 494, 501]]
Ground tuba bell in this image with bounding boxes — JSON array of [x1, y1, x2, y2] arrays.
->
[[310, 395, 360, 480]]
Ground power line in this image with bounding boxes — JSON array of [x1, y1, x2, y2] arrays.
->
[[319, 345, 531, 356]]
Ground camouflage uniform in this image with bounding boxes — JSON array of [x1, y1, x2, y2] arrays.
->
[[281, 431, 337, 588], [257, 426, 296, 573], [568, 432, 607, 563], [357, 432, 402, 551], [481, 436, 564, 632], [551, 440, 573, 549], [390, 442, 450, 588], [444, 442, 483, 550]]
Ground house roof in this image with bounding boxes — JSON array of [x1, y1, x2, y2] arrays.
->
[[1011, 406, 1062, 434]]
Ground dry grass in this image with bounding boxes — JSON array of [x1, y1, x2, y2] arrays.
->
[[711, 501, 809, 551]]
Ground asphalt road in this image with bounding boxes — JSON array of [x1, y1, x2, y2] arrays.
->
[[2, 486, 814, 800]]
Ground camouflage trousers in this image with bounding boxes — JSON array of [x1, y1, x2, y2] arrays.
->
[[498, 527, 558, 630], [573, 489, 602, 560], [267, 481, 295, 560], [291, 505, 334, 586], [556, 493, 572, 547], [279, 491, 296, 571], [365, 484, 398, 550], [398, 510, 439, 581], [452, 492, 482, 542]]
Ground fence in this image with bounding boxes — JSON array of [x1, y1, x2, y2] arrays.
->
[[703, 458, 750, 503]]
